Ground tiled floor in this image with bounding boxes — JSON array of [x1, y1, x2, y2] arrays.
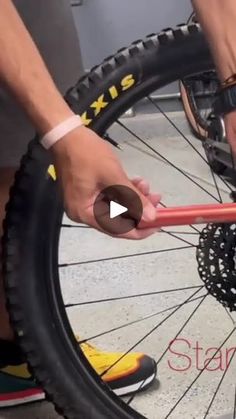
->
[[1, 111, 234, 419]]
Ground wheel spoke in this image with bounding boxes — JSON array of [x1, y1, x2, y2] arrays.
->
[[160, 228, 196, 247], [209, 171, 223, 204], [127, 293, 208, 405], [117, 120, 222, 202], [223, 307, 236, 327], [99, 287, 203, 379], [148, 96, 209, 164], [59, 245, 195, 268], [78, 293, 207, 344], [124, 135, 231, 198], [147, 96, 231, 200], [156, 294, 208, 367], [65, 285, 202, 308], [62, 224, 200, 236], [61, 224, 91, 229], [203, 348, 236, 419], [161, 230, 199, 236]]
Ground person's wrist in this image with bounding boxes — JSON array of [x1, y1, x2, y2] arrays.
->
[[51, 124, 86, 156], [37, 107, 75, 136], [40, 114, 83, 149]]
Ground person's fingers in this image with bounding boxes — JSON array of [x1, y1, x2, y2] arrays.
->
[[117, 178, 157, 223], [71, 194, 159, 237], [149, 193, 161, 208], [131, 177, 150, 196], [74, 170, 158, 235], [138, 180, 150, 196], [131, 178, 160, 212], [78, 196, 159, 240], [126, 179, 158, 222], [141, 198, 158, 222], [100, 165, 158, 223], [131, 176, 143, 186], [118, 227, 159, 240]]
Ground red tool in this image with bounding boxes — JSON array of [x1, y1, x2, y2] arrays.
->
[[141, 203, 236, 228]]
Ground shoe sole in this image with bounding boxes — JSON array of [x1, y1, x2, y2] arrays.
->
[[113, 372, 156, 397], [0, 373, 156, 407], [0, 389, 45, 408]]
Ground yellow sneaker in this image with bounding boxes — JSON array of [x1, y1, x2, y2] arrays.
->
[[0, 340, 157, 407], [81, 343, 157, 396]]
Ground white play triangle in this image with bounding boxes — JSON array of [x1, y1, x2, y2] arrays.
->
[[110, 201, 128, 219]]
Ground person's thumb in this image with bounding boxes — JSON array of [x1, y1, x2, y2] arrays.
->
[[141, 198, 157, 222]]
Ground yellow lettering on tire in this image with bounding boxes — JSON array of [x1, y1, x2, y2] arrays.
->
[[65, 75, 136, 131], [121, 74, 136, 91], [81, 112, 92, 126], [48, 165, 57, 181], [91, 94, 108, 116], [109, 86, 119, 99]]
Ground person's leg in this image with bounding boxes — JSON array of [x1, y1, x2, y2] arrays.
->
[[0, 168, 15, 341], [0, 0, 84, 340]]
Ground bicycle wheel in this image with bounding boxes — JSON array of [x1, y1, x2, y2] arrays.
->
[[179, 14, 227, 175], [179, 14, 221, 141], [3, 23, 236, 419], [179, 72, 220, 140], [179, 72, 228, 176]]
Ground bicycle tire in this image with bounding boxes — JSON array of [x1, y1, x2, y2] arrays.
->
[[180, 74, 228, 174], [179, 77, 209, 140], [179, 13, 207, 140], [179, 13, 220, 142], [3, 23, 214, 419], [179, 18, 227, 174], [181, 73, 228, 175]]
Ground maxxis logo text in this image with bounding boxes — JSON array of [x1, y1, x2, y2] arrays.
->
[[81, 74, 136, 126]]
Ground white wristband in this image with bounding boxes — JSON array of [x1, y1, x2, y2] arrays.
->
[[40, 114, 83, 149]]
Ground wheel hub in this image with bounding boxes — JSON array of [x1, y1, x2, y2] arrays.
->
[[197, 223, 236, 311]]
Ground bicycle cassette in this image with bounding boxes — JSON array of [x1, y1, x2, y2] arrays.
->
[[197, 223, 236, 311]]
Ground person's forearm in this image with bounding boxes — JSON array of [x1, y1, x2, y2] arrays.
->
[[0, 0, 73, 135], [192, 0, 236, 82]]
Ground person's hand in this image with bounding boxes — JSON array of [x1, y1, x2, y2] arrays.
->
[[225, 112, 236, 155], [52, 126, 160, 239]]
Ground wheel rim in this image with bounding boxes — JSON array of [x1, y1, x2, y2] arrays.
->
[[181, 72, 220, 139], [52, 73, 236, 419]]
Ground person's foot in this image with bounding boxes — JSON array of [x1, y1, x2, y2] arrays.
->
[[81, 343, 157, 396], [0, 340, 157, 407], [0, 364, 43, 407]]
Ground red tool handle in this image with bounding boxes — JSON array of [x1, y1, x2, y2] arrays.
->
[[140, 203, 236, 228]]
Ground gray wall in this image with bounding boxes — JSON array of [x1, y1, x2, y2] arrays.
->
[[73, 0, 193, 70]]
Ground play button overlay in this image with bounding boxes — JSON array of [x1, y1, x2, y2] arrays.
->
[[110, 201, 128, 219], [93, 185, 143, 235]]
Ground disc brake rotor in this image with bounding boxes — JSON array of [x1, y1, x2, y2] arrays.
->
[[197, 223, 236, 311]]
